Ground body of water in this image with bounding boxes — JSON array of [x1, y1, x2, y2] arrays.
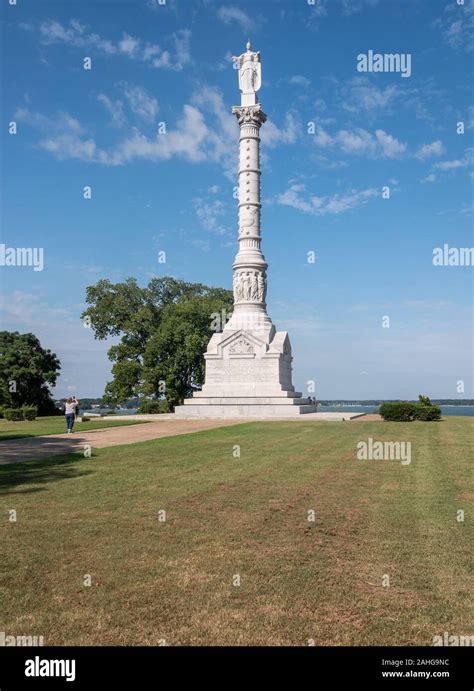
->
[[85, 405, 474, 417], [83, 408, 138, 416]]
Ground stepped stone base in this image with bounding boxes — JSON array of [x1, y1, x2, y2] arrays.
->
[[175, 327, 316, 418], [175, 399, 317, 418]]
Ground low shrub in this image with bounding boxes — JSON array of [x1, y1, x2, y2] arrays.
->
[[379, 401, 442, 421], [3, 408, 24, 422], [415, 405, 441, 421], [379, 402, 417, 421], [22, 405, 38, 421], [0, 408, 3, 419], [137, 399, 168, 414]]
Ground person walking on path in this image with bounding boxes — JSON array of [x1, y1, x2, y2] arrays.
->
[[65, 397, 79, 433]]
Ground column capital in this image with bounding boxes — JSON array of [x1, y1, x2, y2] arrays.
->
[[232, 104, 267, 127]]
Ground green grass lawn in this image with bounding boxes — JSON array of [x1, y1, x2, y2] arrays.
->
[[0, 415, 147, 440], [0, 417, 472, 646]]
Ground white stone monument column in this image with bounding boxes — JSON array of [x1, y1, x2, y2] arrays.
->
[[174, 42, 317, 417], [226, 42, 272, 337], [226, 102, 273, 336]]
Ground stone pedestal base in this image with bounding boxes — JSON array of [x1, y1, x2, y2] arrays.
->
[[174, 401, 317, 418], [174, 327, 315, 418]]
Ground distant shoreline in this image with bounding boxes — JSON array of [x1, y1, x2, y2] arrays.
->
[[316, 405, 474, 417], [83, 404, 474, 418]]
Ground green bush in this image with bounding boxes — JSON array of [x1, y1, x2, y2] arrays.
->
[[415, 405, 441, 421], [0, 408, 3, 419], [22, 405, 38, 421], [379, 402, 417, 421], [137, 399, 169, 414], [379, 401, 442, 421], [3, 408, 24, 422]]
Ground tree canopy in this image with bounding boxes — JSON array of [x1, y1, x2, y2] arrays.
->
[[0, 331, 61, 413], [82, 277, 233, 410]]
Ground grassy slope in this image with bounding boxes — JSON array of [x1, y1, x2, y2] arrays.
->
[[0, 417, 472, 646], [0, 416, 147, 440]]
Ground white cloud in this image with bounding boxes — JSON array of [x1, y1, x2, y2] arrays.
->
[[172, 29, 192, 70], [372, 129, 406, 158], [118, 33, 140, 57], [309, 0, 328, 17], [434, 0, 474, 53], [261, 112, 299, 148], [312, 125, 407, 159], [335, 128, 373, 154], [107, 105, 209, 165], [342, 79, 401, 113], [460, 201, 474, 216], [415, 140, 445, 160], [433, 148, 474, 171], [289, 75, 311, 88], [314, 98, 328, 112], [15, 104, 209, 165], [142, 43, 161, 61], [39, 19, 117, 54], [32, 19, 191, 70], [98, 85, 159, 127], [97, 94, 126, 128], [190, 86, 238, 177], [15, 108, 82, 133], [15, 108, 99, 162], [467, 105, 474, 129], [339, 0, 380, 15], [329, 76, 444, 125], [122, 84, 159, 122], [193, 198, 227, 235], [41, 133, 97, 161], [217, 6, 255, 33], [309, 0, 379, 20], [0, 290, 69, 325], [15, 86, 297, 173], [421, 173, 437, 184], [313, 125, 333, 148], [276, 183, 314, 214], [151, 51, 171, 69], [277, 183, 379, 216]]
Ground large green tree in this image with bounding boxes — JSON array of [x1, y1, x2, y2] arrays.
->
[[82, 277, 233, 410], [0, 332, 61, 413]]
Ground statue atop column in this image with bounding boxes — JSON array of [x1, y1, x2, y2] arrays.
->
[[232, 40, 261, 106]]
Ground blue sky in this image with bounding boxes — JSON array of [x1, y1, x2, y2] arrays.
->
[[1, 0, 473, 400]]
